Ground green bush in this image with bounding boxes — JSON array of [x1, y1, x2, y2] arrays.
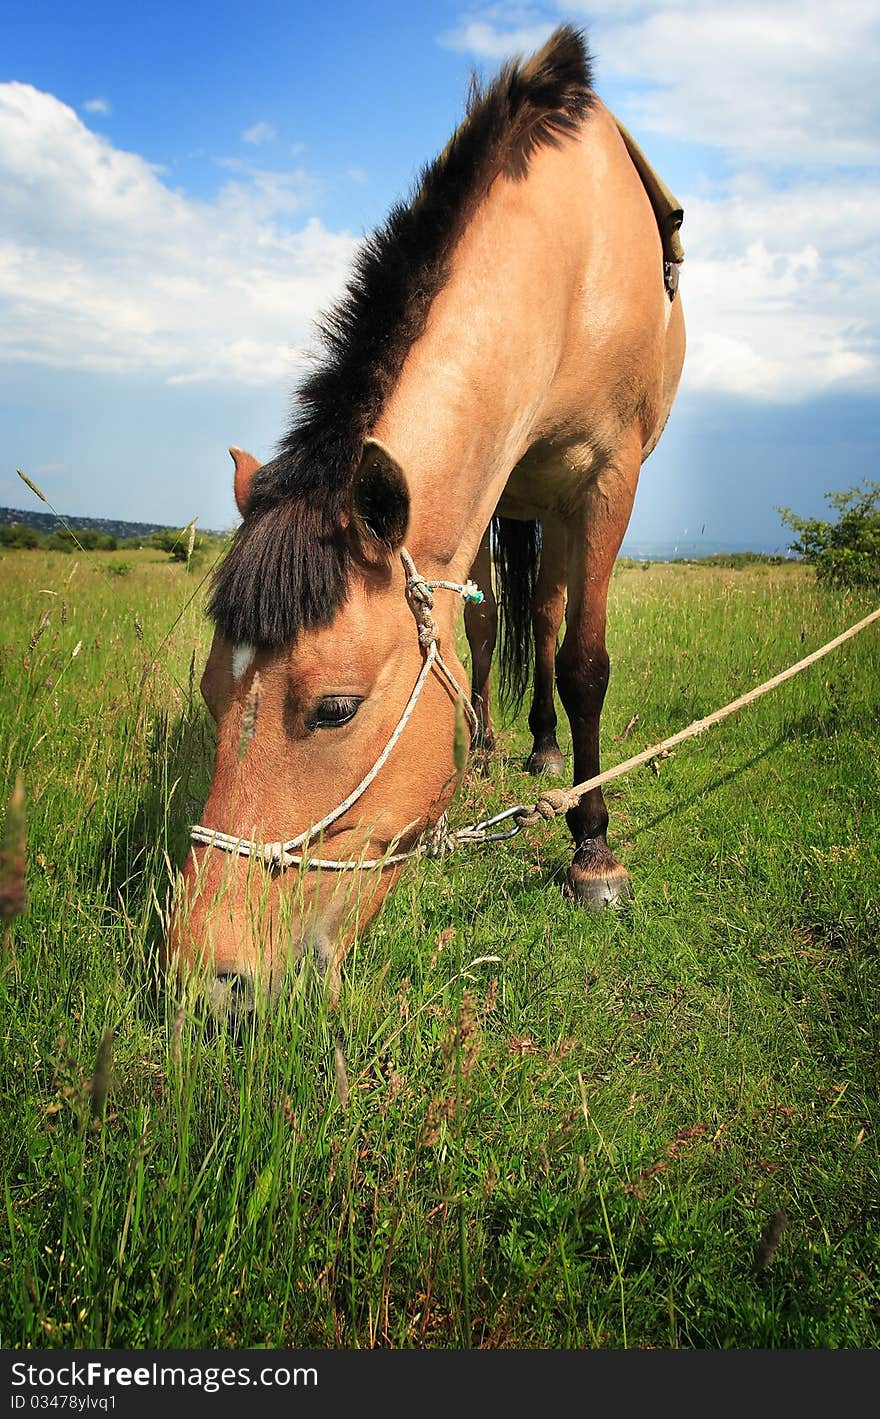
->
[[44, 528, 116, 551], [778, 480, 880, 589], [0, 523, 41, 549], [144, 529, 183, 553], [143, 527, 208, 564], [44, 530, 76, 552]]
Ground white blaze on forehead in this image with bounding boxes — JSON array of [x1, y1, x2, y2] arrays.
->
[[231, 642, 256, 681]]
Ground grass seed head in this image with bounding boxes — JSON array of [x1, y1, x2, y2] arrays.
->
[[752, 1208, 788, 1276], [420, 1096, 457, 1147], [90, 1028, 114, 1124], [429, 927, 455, 972], [170, 1001, 185, 1068], [441, 991, 480, 1077], [29, 609, 51, 651], [17, 469, 48, 503], [0, 775, 27, 925], [453, 692, 468, 774]]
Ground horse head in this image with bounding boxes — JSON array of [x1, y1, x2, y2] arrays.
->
[[165, 444, 473, 1013]]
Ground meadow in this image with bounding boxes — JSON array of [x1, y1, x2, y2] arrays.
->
[[1, 544, 878, 1349]]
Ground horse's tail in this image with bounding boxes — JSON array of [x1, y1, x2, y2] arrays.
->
[[490, 514, 542, 712]]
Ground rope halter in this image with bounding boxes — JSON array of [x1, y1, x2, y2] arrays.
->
[[190, 548, 486, 872]]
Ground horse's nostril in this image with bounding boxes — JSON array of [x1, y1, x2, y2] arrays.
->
[[209, 971, 256, 1018]]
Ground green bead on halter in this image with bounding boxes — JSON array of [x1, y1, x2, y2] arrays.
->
[[425, 577, 484, 604]]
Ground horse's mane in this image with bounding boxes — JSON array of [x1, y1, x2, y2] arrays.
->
[[209, 25, 594, 647]]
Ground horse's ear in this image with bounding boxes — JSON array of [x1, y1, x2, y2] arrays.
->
[[229, 446, 262, 516], [351, 439, 410, 558]]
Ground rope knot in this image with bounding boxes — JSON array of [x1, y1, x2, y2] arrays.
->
[[515, 787, 571, 827], [405, 571, 439, 647], [422, 812, 456, 858], [417, 619, 438, 649], [539, 787, 571, 815], [406, 574, 434, 610]]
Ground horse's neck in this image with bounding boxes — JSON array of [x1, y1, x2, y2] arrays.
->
[[371, 162, 571, 579]]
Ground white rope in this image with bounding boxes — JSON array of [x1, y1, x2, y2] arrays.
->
[[512, 602, 880, 826], [192, 595, 880, 874], [191, 548, 481, 871]]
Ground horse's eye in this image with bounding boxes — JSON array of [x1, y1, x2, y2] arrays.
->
[[308, 695, 362, 731]]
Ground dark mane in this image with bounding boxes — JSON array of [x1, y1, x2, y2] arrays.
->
[[208, 25, 595, 647]]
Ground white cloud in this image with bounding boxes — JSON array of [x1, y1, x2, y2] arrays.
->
[[0, 83, 360, 386], [347, 166, 368, 186], [4, 10, 880, 411], [83, 97, 111, 115], [438, 3, 665, 60], [591, 0, 880, 168], [440, 2, 880, 402], [680, 176, 879, 400], [439, 19, 555, 58], [443, 2, 880, 165], [241, 121, 277, 145], [215, 155, 318, 218]]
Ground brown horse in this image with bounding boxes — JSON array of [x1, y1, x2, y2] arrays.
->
[[166, 26, 685, 1009]]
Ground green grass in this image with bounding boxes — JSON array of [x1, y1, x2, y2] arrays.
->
[[1, 547, 878, 1348]]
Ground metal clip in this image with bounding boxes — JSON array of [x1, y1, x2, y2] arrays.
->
[[461, 804, 527, 844]]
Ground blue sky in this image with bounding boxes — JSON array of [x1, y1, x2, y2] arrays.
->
[[2, 0, 878, 553]]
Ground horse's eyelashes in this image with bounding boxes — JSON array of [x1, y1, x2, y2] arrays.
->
[[307, 696, 363, 731]]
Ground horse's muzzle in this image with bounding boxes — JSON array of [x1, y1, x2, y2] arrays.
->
[[208, 970, 258, 1019]]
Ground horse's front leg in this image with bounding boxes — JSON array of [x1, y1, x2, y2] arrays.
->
[[555, 454, 640, 908], [525, 516, 567, 776], [464, 529, 497, 763]]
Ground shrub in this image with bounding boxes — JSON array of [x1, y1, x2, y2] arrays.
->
[[144, 529, 183, 554], [44, 528, 113, 552], [0, 523, 41, 549], [778, 481, 880, 589], [144, 527, 208, 564]]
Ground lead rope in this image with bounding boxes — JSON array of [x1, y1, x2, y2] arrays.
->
[[282, 598, 880, 865], [507, 601, 880, 829], [190, 548, 484, 871], [192, 581, 880, 873]]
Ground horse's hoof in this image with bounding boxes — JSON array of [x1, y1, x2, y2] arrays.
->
[[564, 861, 632, 911], [525, 748, 565, 776]]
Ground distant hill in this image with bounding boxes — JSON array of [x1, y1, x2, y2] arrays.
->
[[2, 505, 790, 562], [620, 536, 792, 560], [0, 506, 227, 540]]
